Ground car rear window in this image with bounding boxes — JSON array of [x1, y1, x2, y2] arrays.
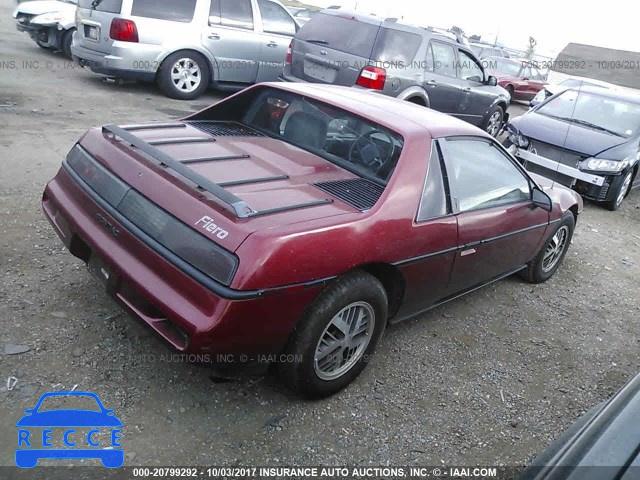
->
[[78, 0, 122, 13], [242, 88, 404, 185], [372, 28, 421, 65], [131, 0, 197, 22], [297, 13, 379, 58]]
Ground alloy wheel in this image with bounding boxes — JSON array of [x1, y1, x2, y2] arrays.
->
[[486, 111, 502, 137], [616, 171, 633, 208], [170, 58, 202, 93], [314, 301, 375, 381], [542, 226, 569, 273]]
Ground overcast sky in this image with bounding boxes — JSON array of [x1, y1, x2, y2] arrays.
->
[[306, 0, 639, 58]]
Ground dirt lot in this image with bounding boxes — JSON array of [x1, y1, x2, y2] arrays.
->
[[1, 2, 640, 476]]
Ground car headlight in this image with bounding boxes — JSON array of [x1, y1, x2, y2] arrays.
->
[[579, 157, 630, 173], [32, 12, 66, 24], [508, 132, 530, 148]]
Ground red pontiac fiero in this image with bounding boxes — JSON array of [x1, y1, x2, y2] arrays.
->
[[43, 83, 582, 397]]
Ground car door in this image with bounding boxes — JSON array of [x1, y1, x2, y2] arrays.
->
[[254, 0, 297, 82], [526, 66, 546, 99], [423, 40, 463, 115], [439, 136, 550, 293], [393, 142, 458, 319], [456, 48, 495, 127], [204, 0, 260, 83]]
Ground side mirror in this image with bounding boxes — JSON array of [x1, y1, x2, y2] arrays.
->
[[522, 77, 530, 81], [532, 187, 552, 212], [486, 75, 497, 86], [529, 99, 540, 108]]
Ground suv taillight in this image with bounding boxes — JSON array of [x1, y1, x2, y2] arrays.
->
[[110, 18, 138, 43], [356, 66, 387, 90], [285, 40, 293, 65]]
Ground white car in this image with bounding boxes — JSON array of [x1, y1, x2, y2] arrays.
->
[[529, 76, 615, 107], [13, 0, 77, 58]]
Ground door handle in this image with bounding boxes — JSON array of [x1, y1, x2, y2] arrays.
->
[[266, 41, 278, 48], [462, 87, 472, 94], [460, 248, 477, 257], [426, 80, 437, 86], [207, 33, 220, 40]]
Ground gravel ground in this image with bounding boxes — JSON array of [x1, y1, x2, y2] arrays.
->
[[1, 3, 640, 476]]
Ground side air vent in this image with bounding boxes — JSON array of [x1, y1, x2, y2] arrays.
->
[[314, 178, 384, 211], [186, 121, 265, 137]]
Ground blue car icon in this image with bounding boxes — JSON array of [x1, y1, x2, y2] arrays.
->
[[16, 391, 123, 468]]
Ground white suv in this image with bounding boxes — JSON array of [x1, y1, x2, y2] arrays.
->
[[72, 0, 298, 99]]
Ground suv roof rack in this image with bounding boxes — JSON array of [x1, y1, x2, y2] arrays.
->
[[425, 26, 468, 45]]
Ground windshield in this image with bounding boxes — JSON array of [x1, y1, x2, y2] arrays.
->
[[243, 89, 404, 185], [537, 89, 640, 138], [493, 59, 521, 77]]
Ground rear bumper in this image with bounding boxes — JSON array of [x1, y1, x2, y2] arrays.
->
[[42, 165, 319, 357], [70, 40, 158, 82]]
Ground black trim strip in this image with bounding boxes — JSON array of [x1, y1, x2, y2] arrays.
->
[[62, 162, 336, 300], [122, 123, 187, 131], [219, 175, 289, 188], [102, 125, 252, 218], [246, 199, 334, 218], [148, 137, 216, 146], [476, 222, 548, 246], [393, 222, 550, 267], [390, 264, 527, 324], [392, 246, 458, 267], [181, 154, 250, 164]]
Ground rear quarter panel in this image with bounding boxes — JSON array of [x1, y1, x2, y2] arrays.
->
[[233, 135, 441, 290]]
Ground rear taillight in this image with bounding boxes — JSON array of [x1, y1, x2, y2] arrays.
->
[[356, 66, 387, 90], [285, 40, 293, 65], [110, 18, 138, 43]]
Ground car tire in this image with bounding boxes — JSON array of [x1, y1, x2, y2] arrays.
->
[[483, 105, 504, 137], [279, 270, 388, 398], [35, 40, 49, 50], [604, 169, 634, 211], [157, 51, 210, 100], [61, 29, 74, 59], [520, 212, 575, 284]]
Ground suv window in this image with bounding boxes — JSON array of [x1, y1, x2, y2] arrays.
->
[[372, 28, 422, 65], [210, 0, 254, 30], [258, 0, 296, 36], [443, 138, 530, 212], [297, 13, 379, 58], [428, 41, 456, 77], [458, 50, 484, 82], [78, 0, 122, 13], [131, 0, 197, 22], [418, 144, 449, 221]]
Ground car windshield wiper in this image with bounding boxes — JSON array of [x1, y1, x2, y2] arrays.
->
[[305, 39, 330, 45], [91, 0, 104, 9], [549, 115, 625, 137]]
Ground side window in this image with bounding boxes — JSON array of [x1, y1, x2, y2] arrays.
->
[[258, 0, 296, 36], [443, 138, 530, 213], [430, 41, 457, 77], [458, 50, 484, 82], [131, 0, 196, 22], [210, 0, 254, 30], [417, 144, 449, 221], [522, 66, 532, 79]]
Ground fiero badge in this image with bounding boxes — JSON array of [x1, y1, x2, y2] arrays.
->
[[195, 216, 229, 240]]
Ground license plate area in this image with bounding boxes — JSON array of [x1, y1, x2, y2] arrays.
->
[[304, 59, 337, 83], [83, 24, 100, 41], [87, 253, 111, 288]]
